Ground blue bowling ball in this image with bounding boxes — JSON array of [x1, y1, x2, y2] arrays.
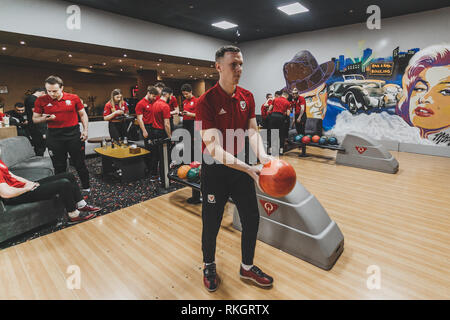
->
[[294, 134, 303, 142], [328, 137, 338, 145], [319, 137, 327, 145]]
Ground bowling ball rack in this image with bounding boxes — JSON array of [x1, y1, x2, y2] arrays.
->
[[168, 165, 202, 204], [287, 139, 345, 157]]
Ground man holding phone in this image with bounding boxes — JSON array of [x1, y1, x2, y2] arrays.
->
[[33, 75, 91, 193]]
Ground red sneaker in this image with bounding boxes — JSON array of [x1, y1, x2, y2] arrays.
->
[[78, 204, 102, 213], [68, 211, 97, 225], [240, 265, 273, 287], [203, 263, 220, 292]]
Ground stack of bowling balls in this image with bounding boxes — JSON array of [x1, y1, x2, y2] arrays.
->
[[259, 159, 297, 198], [294, 134, 339, 146], [177, 161, 201, 183]]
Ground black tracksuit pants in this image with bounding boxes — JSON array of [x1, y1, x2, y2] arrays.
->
[[201, 163, 260, 265], [108, 121, 127, 141], [268, 112, 288, 150], [46, 126, 90, 189], [4, 172, 82, 213], [295, 112, 307, 135]]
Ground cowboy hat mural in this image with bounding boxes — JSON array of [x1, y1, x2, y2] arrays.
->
[[283, 50, 335, 119]]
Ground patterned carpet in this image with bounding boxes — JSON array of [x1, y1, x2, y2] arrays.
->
[[0, 155, 184, 250]]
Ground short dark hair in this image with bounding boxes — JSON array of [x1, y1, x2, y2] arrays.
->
[[281, 90, 289, 96], [181, 83, 192, 93], [274, 90, 282, 96], [266, 93, 273, 99], [154, 82, 166, 89], [146, 86, 159, 95], [161, 87, 173, 96], [14, 102, 24, 108], [215, 45, 241, 61], [45, 75, 63, 87]]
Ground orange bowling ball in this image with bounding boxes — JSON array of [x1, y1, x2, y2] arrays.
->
[[177, 165, 191, 179], [312, 135, 320, 143], [259, 159, 296, 198]]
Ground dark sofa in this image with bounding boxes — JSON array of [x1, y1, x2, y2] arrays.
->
[[0, 136, 64, 244]]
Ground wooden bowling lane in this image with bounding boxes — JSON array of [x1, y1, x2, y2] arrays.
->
[[0, 148, 449, 299]]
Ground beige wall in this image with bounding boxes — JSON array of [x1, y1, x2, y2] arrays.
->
[[0, 62, 137, 112]]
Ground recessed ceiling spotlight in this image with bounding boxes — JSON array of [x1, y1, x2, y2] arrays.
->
[[119, 59, 122, 62], [189, 4, 194, 9], [212, 21, 238, 29], [20, 41, 26, 45], [195, 67, 198, 70], [120, 68, 123, 71], [210, 64, 214, 67], [210, 75, 213, 77], [158, 58, 162, 61], [123, 54, 127, 57], [178, 69, 181, 72], [170, 74, 174, 76], [103, 62, 106, 65], [140, 66, 143, 69], [161, 70, 165, 74], [190, 75, 193, 78], [157, 63, 160, 66], [1, 47, 6, 51], [277, 2, 309, 15], [187, 62, 190, 65], [68, 54, 72, 58], [349, 9, 354, 13], [89, 65, 93, 68]]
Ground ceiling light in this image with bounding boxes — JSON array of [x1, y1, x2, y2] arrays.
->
[[157, 63, 160, 66], [68, 54, 72, 58], [103, 62, 106, 65], [190, 75, 193, 78], [89, 65, 93, 68], [140, 66, 143, 69], [158, 58, 162, 61], [277, 2, 309, 15], [119, 59, 122, 62], [170, 74, 174, 76], [161, 70, 165, 74], [212, 21, 238, 29], [123, 54, 127, 57], [20, 41, 26, 45], [187, 62, 190, 65], [120, 68, 123, 71], [1, 47, 6, 51], [210, 64, 214, 67], [178, 69, 181, 72], [195, 67, 198, 70]]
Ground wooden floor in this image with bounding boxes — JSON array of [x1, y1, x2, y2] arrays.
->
[[1, 148, 449, 299]]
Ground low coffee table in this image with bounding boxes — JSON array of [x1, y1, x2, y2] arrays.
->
[[94, 145, 150, 182]]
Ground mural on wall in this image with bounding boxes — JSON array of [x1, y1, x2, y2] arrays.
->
[[283, 43, 450, 146]]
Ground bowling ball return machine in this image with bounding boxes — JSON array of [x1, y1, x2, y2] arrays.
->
[[287, 132, 399, 174], [166, 162, 345, 271]]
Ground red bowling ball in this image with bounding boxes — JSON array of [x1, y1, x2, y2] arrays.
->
[[301, 135, 311, 144], [259, 159, 297, 198]]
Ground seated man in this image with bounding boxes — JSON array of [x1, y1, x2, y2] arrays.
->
[[7, 102, 30, 137], [0, 156, 101, 225]]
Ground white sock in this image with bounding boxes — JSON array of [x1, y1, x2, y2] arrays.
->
[[241, 263, 253, 271], [76, 200, 87, 209], [68, 209, 80, 218]]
